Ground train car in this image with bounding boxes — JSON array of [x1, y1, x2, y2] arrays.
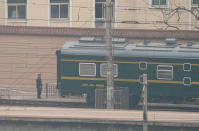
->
[[56, 37, 199, 105]]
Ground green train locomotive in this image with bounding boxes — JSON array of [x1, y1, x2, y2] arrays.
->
[[56, 37, 199, 105]]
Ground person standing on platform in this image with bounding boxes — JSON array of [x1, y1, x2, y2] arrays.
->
[[36, 74, 42, 99]]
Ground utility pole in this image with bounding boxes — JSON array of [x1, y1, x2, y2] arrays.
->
[[106, 0, 114, 109], [143, 74, 148, 131]]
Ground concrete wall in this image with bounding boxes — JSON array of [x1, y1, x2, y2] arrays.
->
[[28, 0, 48, 26], [72, 0, 94, 28], [116, 0, 192, 30], [0, 0, 5, 25]]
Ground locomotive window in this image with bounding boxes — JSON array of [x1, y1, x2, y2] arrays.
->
[[100, 63, 118, 77], [157, 65, 173, 80], [183, 63, 191, 71], [183, 77, 191, 86], [139, 61, 147, 70], [79, 63, 96, 76]]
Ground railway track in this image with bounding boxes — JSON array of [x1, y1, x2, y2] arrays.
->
[[0, 98, 199, 112]]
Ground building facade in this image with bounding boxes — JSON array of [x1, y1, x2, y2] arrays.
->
[[0, 0, 198, 30], [0, 1, 198, 92]]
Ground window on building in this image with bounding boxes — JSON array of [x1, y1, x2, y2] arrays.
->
[[95, 0, 105, 19], [192, 0, 199, 5], [95, 0, 115, 23], [157, 65, 173, 80], [50, 0, 69, 19], [152, 0, 167, 5], [79, 63, 96, 76], [192, 0, 199, 6], [100, 63, 118, 77], [7, 0, 26, 19], [151, 0, 168, 8]]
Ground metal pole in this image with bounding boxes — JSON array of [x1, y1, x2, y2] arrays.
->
[[143, 74, 148, 131], [46, 83, 48, 98], [106, 0, 114, 109]]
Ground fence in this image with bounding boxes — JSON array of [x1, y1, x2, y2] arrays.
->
[[45, 83, 59, 98], [0, 88, 35, 99], [0, 88, 10, 99], [95, 87, 129, 109]]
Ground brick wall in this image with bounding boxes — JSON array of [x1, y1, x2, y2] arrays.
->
[[0, 34, 78, 90]]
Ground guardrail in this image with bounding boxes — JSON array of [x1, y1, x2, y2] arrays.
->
[[0, 88, 35, 99], [46, 83, 59, 98], [95, 87, 129, 109]]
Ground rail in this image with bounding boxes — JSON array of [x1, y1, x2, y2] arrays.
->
[[0, 88, 35, 99], [46, 83, 59, 98]]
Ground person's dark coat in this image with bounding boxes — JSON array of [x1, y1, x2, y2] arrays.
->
[[36, 75, 42, 98]]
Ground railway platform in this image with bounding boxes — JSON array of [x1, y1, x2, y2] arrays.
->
[[1, 86, 199, 111], [0, 86, 86, 102], [0, 106, 199, 131]]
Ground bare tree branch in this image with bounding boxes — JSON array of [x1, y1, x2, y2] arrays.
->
[[164, 21, 180, 30], [158, 3, 199, 30]]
